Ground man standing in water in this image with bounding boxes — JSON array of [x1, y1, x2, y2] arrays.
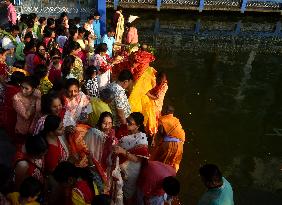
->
[[198, 164, 234, 205]]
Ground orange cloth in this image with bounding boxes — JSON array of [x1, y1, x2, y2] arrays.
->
[[68, 124, 91, 167], [159, 114, 185, 142]]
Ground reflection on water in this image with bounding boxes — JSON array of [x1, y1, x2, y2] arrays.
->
[[119, 10, 282, 204]]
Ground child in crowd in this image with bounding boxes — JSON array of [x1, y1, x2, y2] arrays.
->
[[7, 177, 42, 205], [83, 66, 99, 98]]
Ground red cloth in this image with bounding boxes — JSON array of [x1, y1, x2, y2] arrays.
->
[[45, 139, 66, 173], [0, 84, 21, 138], [14, 154, 45, 183], [138, 161, 176, 197], [33, 54, 46, 68], [0, 62, 9, 78], [48, 64, 62, 84], [74, 180, 94, 204], [131, 50, 155, 81]]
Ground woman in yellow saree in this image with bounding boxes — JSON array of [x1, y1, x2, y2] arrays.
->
[[128, 49, 158, 135]]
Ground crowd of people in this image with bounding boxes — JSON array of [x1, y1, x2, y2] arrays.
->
[[0, 1, 234, 205]]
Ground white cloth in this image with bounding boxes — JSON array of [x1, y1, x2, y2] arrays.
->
[[2, 36, 15, 49], [84, 128, 107, 162], [119, 132, 148, 199], [128, 15, 139, 23], [98, 69, 111, 90]]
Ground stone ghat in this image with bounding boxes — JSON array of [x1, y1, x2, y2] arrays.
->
[[106, 0, 281, 13]]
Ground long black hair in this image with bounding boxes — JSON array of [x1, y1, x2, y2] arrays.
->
[[42, 114, 61, 135], [53, 161, 94, 192], [61, 55, 75, 78], [129, 112, 146, 133]]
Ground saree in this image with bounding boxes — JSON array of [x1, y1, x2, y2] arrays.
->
[[114, 11, 124, 44], [63, 92, 91, 127], [84, 128, 117, 179], [129, 67, 157, 135], [87, 97, 112, 127], [119, 132, 149, 199], [150, 114, 186, 172]]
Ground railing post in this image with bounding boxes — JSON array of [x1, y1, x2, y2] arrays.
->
[[241, 0, 248, 13], [234, 20, 241, 35], [199, 0, 204, 12], [157, 0, 162, 11], [97, 0, 107, 36], [154, 18, 160, 35], [274, 21, 281, 35], [114, 0, 119, 10], [195, 19, 201, 34]]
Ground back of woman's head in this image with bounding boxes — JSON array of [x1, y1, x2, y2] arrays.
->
[[33, 64, 48, 79], [78, 27, 86, 35], [69, 26, 78, 37], [69, 41, 81, 52], [43, 27, 54, 38], [53, 161, 78, 183], [47, 18, 55, 27], [85, 66, 97, 79], [23, 41, 36, 54], [62, 55, 75, 77], [10, 71, 25, 85], [156, 71, 167, 85], [130, 112, 145, 133], [65, 78, 79, 90], [99, 88, 114, 103], [41, 92, 62, 115], [38, 17, 46, 25], [162, 176, 180, 196], [43, 114, 61, 134], [19, 177, 42, 199], [96, 112, 113, 130], [92, 194, 111, 205], [22, 76, 40, 89], [94, 43, 107, 54], [56, 26, 66, 36], [25, 134, 47, 157]]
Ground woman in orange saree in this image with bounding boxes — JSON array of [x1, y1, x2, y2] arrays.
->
[[150, 105, 186, 172]]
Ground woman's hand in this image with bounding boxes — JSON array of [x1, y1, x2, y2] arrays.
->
[[65, 125, 75, 136], [113, 145, 126, 155]]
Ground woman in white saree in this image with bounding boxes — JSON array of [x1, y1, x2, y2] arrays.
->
[[113, 112, 149, 204]]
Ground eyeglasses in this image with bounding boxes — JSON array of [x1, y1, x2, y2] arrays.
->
[[52, 56, 61, 59]]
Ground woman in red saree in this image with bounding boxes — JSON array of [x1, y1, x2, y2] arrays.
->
[[1, 71, 25, 139], [14, 134, 47, 190], [113, 112, 149, 204], [42, 115, 69, 174], [51, 161, 95, 205]]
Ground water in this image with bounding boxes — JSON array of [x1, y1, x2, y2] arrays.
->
[[113, 10, 282, 204]]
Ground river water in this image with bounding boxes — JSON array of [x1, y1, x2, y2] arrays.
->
[[111, 10, 282, 204]]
